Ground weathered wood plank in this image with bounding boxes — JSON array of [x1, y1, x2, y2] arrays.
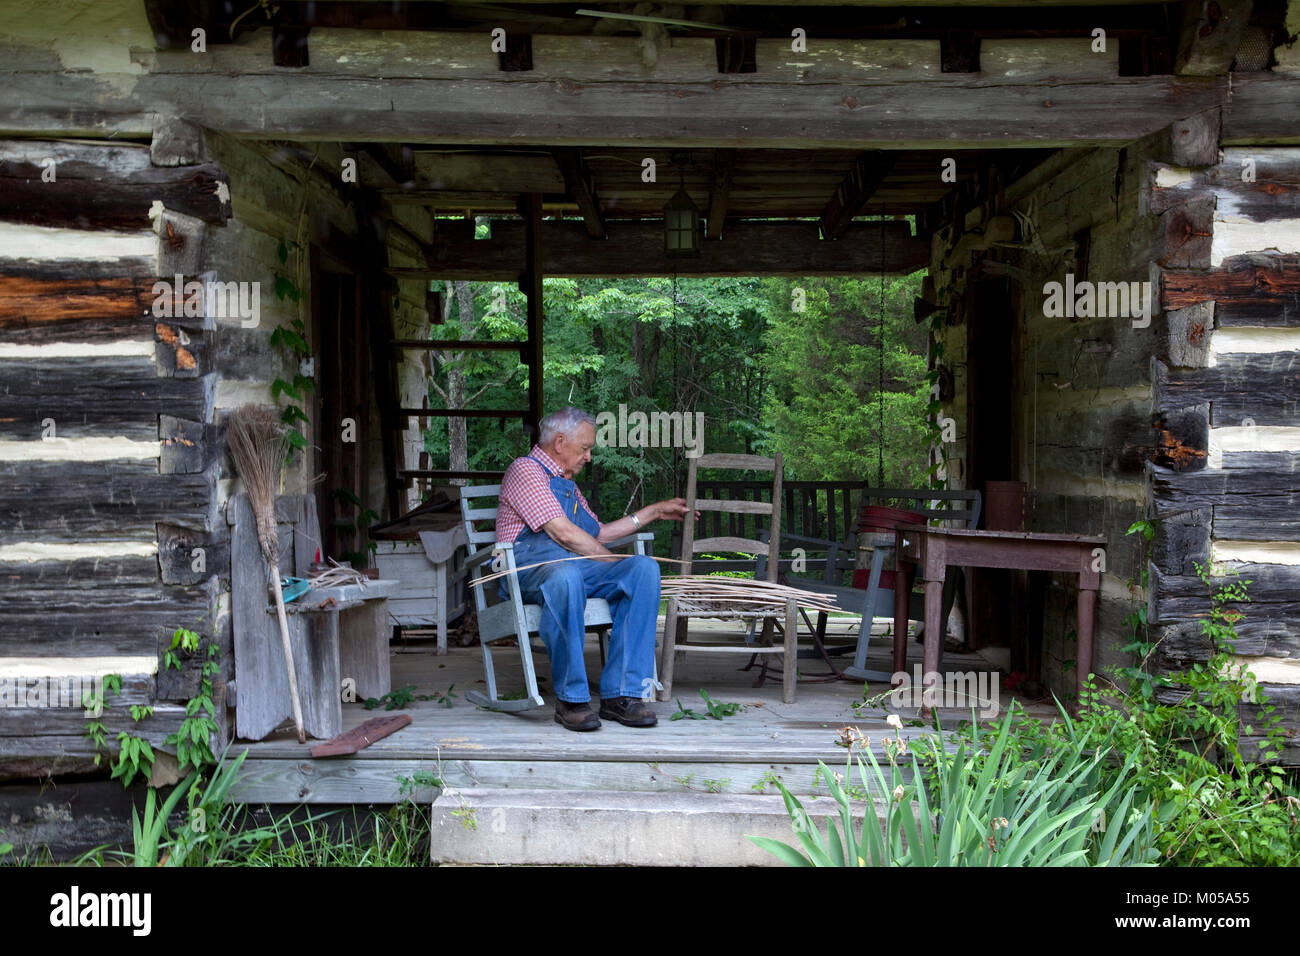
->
[[1151, 150, 1300, 222], [0, 459, 215, 543], [819, 151, 895, 239], [229, 757, 844, 804], [0, 276, 158, 337], [0, 554, 158, 587], [0, 140, 230, 228], [402, 219, 927, 279], [1155, 355, 1300, 426], [157, 522, 228, 586], [159, 415, 216, 475], [0, 58, 1237, 149], [0, 582, 215, 657], [1151, 461, 1300, 512], [1151, 563, 1300, 630], [1163, 256, 1300, 324], [0, 358, 213, 441]]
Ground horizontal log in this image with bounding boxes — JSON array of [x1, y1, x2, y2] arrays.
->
[[0, 358, 213, 441], [0, 582, 215, 658], [0, 139, 230, 228], [1154, 355, 1300, 427], [1163, 256, 1300, 325], [0, 276, 159, 339], [398, 220, 926, 279], [0, 554, 158, 587], [1241, 684, 1300, 766], [1222, 74, 1300, 146], [1156, 619, 1300, 661], [1150, 564, 1300, 640], [0, 57, 1240, 150], [1213, 504, 1300, 542], [0, 459, 215, 543], [1150, 462, 1300, 512]]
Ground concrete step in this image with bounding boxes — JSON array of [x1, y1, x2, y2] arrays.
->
[[430, 787, 884, 866]]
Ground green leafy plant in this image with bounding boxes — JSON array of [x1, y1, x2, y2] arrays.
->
[[165, 641, 222, 774], [365, 684, 457, 711], [669, 688, 743, 721], [82, 674, 122, 768], [751, 705, 1159, 867], [126, 770, 201, 867], [165, 626, 200, 672], [110, 732, 156, 787]]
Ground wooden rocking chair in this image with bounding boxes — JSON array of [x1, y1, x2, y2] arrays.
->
[[657, 452, 799, 704], [459, 484, 657, 711]]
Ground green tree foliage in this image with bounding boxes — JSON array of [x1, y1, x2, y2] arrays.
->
[[422, 266, 930, 519], [760, 273, 929, 484]]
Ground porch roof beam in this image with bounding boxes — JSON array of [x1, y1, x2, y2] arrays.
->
[[393, 218, 927, 279], [9, 68, 1289, 149]]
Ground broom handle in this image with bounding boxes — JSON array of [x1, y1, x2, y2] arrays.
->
[[268, 557, 307, 744]]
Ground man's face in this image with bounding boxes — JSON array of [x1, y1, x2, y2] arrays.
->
[[551, 423, 595, 479]]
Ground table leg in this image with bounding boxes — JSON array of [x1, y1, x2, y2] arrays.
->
[[892, 561, 911, 681], [921, 578, 943, 719], [1076, 584, 1098, 708]]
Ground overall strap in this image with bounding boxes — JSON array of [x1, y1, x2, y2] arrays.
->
[[524, 454, 557, 479]]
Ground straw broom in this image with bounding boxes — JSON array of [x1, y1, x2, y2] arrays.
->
[[226, 405, 306, 744]]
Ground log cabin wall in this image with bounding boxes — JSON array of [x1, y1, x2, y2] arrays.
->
[[0, 132, 231, 777], [1151, 147, 1300, 761], [0, 125, 419, 777], [931, 129, 1300, 759], [928, 125, 1213, 706]]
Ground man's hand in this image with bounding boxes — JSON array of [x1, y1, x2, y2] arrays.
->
[[653, 498, 697, 522]]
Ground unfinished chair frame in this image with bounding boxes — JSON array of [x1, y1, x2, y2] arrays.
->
[[459, 484, 656, 712], [657, 452, 799, 705], [768, 489, 982, 681]]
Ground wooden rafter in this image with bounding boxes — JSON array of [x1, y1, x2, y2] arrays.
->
[[706, 149, 736, 240], [819, 151, 897, 240], [552, 148, 606, 239]]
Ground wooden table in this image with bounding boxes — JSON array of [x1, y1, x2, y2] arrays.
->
[[891, 525, 1106, 716]]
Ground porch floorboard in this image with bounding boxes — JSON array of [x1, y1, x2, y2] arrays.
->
[[226, 618, 1058, 803]]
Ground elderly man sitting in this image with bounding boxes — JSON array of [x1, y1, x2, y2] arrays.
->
[[496, 407, 691, 732]]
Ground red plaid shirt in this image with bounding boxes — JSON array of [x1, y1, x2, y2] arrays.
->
[[496, 446, 602, 544]]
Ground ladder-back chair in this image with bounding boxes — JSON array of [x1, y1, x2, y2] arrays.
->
[[459, 484, 656, 711], [657, 452, 799, 704]]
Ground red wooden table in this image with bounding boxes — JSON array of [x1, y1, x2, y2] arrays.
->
[[891, 525, 1106, 716]]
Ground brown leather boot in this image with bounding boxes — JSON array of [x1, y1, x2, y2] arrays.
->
[[598, 696, 658, 727], [554, 698, 601, 732]]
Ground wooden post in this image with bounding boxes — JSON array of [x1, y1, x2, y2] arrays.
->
[[520, 193, 545, 442]]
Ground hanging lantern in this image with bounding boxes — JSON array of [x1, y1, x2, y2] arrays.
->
[[664, 180, 701, 257]]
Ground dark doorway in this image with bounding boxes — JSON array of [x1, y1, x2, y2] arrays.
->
[[312, 247, 368, 564], [965, 276, 1019, 649]]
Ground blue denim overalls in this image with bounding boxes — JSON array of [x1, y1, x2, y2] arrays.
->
[[507, 455, 660, 704]]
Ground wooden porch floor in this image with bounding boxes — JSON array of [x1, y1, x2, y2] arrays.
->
[[227, 619, 1060, 804]]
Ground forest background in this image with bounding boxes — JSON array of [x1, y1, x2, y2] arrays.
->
[[421, 256, 932, 531]]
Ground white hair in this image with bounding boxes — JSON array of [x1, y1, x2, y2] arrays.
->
[[539, 407, 596, 446]]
